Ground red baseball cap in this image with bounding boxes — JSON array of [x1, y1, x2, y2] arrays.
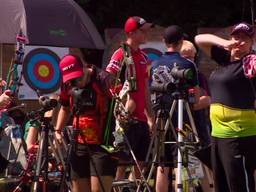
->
[[124, 16, 153, 33], [59, 55, 83, 83]]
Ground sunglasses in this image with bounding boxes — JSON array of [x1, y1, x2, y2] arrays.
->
[[69, 76, 83, 86]]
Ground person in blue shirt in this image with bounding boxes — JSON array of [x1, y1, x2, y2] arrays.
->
[[150, 25, 200, 192]]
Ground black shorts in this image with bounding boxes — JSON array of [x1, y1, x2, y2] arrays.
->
[[120, 121, 150, 162], [70, 144, 118, 179]]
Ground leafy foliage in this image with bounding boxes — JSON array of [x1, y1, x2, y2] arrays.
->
[[75, 0, 254, 34], [74, 0, 255, 65]]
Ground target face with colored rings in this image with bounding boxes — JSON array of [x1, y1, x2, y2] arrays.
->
[[23, 48, 61, 94], [141, 48, 163, 61]]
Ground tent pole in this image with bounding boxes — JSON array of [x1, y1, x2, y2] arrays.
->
[[250, 0, 255, 25], [0, 44, 2, 77]]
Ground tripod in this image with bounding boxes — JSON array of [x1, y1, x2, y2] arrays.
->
[[112, 98, 152, 192], [31, 116, 66, 192], [145, 90, 201, 192], [175, 91, 198, 192], [31, 116, 52, 192], [142, 103, 171, 191]]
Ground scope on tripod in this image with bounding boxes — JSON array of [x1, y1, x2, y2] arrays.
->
[[39, 96, 58, 111], [171, 65, 193, 80], [151, 64, 194, 94], [28, 97, 58, 120]]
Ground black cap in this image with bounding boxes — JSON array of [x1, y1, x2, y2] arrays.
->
[[231, 22, 255, 37], [163, 25, 185, 44]]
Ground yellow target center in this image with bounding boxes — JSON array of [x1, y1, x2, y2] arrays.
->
[[38, 65, 49, 77]]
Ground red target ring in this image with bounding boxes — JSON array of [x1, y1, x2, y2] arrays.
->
[[33, 60, 54, 82]]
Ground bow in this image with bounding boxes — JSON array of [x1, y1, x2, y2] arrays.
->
[[102, 44, 137, 151], [0, 32, 26, 130], [5, 31, 26, 95]]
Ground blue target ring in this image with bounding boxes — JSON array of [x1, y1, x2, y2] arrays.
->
[[23, 48, 61, 94], [142, 48, 162, 61]]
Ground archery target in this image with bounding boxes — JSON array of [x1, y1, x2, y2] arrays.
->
[[23, 48, 61, 94], [140, 41, 166, 62], [142, 48, 163, 61]]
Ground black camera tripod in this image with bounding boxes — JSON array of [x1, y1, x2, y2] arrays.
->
[[144, 90, 201, 192], [31, 115, 66, 192]]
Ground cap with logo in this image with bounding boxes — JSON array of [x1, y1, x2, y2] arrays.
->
[[231, 22, 255, 37], [59, 55, 83, 83], [163, 25, 186, 44], [124, 16, 153, 33]]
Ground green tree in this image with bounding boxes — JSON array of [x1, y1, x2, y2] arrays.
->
[[75, 0, 255, 35]]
